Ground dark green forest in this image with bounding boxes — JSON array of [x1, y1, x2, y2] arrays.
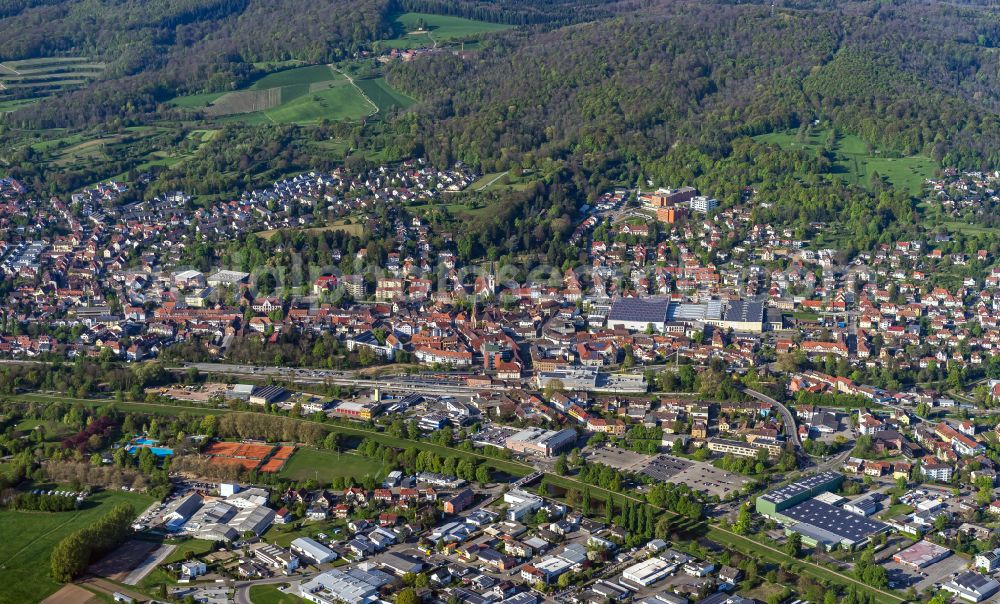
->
[[1, 0, 999, 261]]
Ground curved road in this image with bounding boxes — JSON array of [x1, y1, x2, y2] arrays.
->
[[742, 387, 801, 452]]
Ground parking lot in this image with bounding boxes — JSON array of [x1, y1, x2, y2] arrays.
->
[[639, 454, 751, 498], [586, 447, 656, 472], [585, 449, 751, 498]]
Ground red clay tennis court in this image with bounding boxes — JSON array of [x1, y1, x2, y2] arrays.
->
[[272, 446, 296, 460], [259, 458, 286, 473], [208, 457, 262, 470]]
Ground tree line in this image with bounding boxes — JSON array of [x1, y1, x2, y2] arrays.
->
[[50, 502, 135, 581]]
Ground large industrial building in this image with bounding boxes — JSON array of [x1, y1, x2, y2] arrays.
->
[[607, 297, 765, 333], [756, 472, 890, 551], [505, 427, 577, 457], [299, 568, 394, 604], [755, 472, 845, 517]]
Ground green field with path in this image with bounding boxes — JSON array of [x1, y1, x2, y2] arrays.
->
[[0, 489, 154, 604]]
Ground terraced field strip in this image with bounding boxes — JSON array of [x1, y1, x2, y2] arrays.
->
[[205, 88, 281, 117]]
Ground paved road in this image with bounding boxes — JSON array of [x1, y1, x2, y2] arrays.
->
[[123, 543, 175, 585], [234, 572, 324, 604], [742, 387, 802, 452]]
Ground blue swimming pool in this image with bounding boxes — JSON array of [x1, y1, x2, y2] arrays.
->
[[134, 438, 159, 445], [127, 445, 173, 457]]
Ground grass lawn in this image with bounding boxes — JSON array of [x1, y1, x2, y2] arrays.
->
[[263, 80, 373, 124], [249, 584, 306, 604], [356, 77, 415, 112], [182, 65, 378, 124], [256, 220, 366, 239], [279, 448, 388, 485], [381, 12, 511, 49], [10, 392, 228, 416], [249, 65, 338, 90], [170, 91, 226, 108], [137, 538, 217, 590], [0, 489, 154, 604], [879, 503, 914, 519], [753, 127, 936, 194], [742, 581, 789, 602], [265, 519, 347, 548]]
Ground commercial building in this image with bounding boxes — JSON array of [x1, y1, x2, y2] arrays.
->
[[504, 490, 544, 522], [207, 270, 250, 287], [707, 437, 780, 458], [892, 540, 951, 569], [505, 428, 576, 457], [755, 472, 844, 517], [942, 572, 1000, 602], [778, 497, 890, 551], [300, 568, 394, 604], [608, 297, 764, 333], [975, 548, 1000, 572], [291, 537, 338, 564], [690, 196, 719, 214], [607, 298, 671, 332], [253, 543, 299, 574], [249, 385, 286, 405], [621, 556, 677, 587]]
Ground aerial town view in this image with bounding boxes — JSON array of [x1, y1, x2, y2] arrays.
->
[[2, 1, 1000, 604]]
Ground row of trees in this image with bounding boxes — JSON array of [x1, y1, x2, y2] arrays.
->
[[7, 492, 78, 512], [50, 503, 135, 581]]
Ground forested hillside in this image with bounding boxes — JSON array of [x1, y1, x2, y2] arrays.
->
[[386, 0, 1000, 175]]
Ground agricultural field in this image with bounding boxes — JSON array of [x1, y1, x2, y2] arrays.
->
[[0, 489, 154, 604], [278, 448, 388, 484], [170, 65, 384, 124], [355, 77, 415, 113], [379, 12, 512, 50], [0, 57, 105, 101], [753, 127, 937, 194]]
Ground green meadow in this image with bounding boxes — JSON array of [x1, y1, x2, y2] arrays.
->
[[754, 127, 937, 194]]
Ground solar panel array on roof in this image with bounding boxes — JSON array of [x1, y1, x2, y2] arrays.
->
[[724, 300, 764, 323], [760, 471, 843, 505], [609, 298, 670, 324], [782, 498, 889, 543]]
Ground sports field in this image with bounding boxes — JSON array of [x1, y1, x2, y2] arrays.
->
[[753, 127, 936, 194], [278, 448, 388, 484], [0, 489, 154, 604], [381, 12, 512, 50]]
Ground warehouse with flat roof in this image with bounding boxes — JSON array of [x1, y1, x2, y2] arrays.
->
[[756, 472, 844, 517], [780, 498, 890, 550]]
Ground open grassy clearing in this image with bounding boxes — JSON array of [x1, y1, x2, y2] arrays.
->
[[753, 127, 936, 194], [278, 448, 388, 484], [10, 392, 228, 416], [0, 490, 154, 604], [355, 77, 415, 112], [264, 81, 373, 124], [379, 12, 512, 50], [0, 97, 37, 112], [256, 220, 366, 239], [171, 64, 385, 124], [248, 584, 307, 604]]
